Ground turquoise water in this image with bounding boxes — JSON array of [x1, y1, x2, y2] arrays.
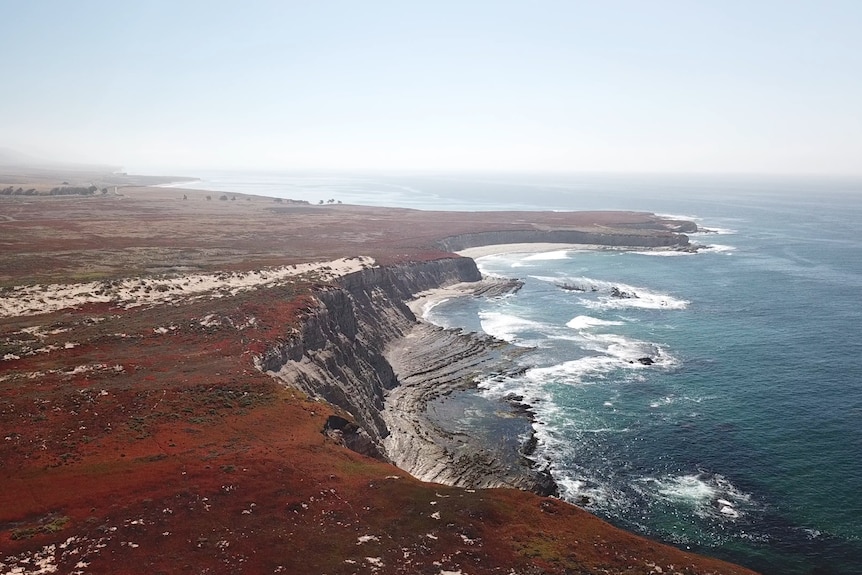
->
[[179, 172, 862, 574]]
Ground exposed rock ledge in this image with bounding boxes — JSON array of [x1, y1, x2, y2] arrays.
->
[[256, 257, 553, 491], [382, 321, 556, 494], [257, 227, 691, 494], [435, 227, 690, 252]]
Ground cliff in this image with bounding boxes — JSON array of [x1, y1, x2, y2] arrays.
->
[[256, 258, 481, 448], [436, 228, 690, 252], [256, 226, 693, 492], [1, 184, 762, 574], [257, 213, 695, 489], [257, 256, 559, 493]]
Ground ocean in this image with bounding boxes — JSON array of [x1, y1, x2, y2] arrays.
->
[[173, 171, 862, 574]]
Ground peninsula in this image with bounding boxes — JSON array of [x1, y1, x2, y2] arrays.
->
[[0, 168, 757, 574]]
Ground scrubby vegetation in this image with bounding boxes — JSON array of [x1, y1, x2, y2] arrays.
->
[[1, 185, 109, 196]]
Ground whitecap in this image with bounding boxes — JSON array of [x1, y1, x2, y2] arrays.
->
[[579, 332, 677, 367], [585, 290, 688, 311], [635, 473, 752, 520], [526, 356, 619, 385], [649, 396, 676, 408], [526, 332, 677, 389], [802, 527, 822, 539], [651, 474, 716, 504], [566, 315, 625, 330], [554, 474, 633, 516], [720, 505, 740, 518]]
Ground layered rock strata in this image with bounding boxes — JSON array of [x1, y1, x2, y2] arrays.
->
[[257, 257, 552, 490], [382, 322, 554, 492], [257, 258, 481, 450], [259, 226, 692, 492]]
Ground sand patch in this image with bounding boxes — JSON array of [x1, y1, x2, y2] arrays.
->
[[0, 256, 374, 318]]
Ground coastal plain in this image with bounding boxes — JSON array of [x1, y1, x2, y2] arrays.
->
[[0, 172, 758, 574]]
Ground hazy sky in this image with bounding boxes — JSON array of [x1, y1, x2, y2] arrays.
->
[[2, 1, 861, 174]]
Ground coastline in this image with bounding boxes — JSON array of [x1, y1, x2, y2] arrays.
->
[[406, 242, 679, 322], [0, 178, 763, 573], [386, 241, 685, 496], [381, 275, 557, 493]]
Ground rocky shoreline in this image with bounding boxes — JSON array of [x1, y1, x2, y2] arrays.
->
[[256, 258, 558, 493], [382, 295, 557, 495], [2, 179, 765, 573], [259, 226, 695, 498]]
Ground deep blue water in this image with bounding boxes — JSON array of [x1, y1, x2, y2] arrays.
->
[[177, 171, 862, 574]]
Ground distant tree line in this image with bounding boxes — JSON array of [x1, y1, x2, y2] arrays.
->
[[1, 185, 110, 196]]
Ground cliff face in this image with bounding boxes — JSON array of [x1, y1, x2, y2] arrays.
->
[[256, 229, 691, 490], [436, 228, 689, 252], [257, 257, 482, 455]]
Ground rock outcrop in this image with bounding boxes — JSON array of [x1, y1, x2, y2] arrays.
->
[[257, 256, 554, 492], [383, 322, 556, 494], [257, 224, 691, 493], [435, 228, 690, 252], [257, 258, 482, 450]]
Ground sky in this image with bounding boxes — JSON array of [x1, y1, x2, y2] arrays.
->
[[1, 0, 861, 175]]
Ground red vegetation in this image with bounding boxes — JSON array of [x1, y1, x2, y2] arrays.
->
[[0, 186, 756, 574]]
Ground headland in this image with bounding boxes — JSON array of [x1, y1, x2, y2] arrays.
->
[[0, 166, 758, 574]]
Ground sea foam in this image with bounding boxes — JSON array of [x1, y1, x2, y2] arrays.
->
[[536, 275, 690, 311], [566, 315, 625, 330], [633, 473, 753, 521], [478, 311, 546, 345]]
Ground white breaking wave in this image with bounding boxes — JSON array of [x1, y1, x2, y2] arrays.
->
[[532, 275, 688, 311], [526, 356, 620, 385], [522, 250, 572, 261], [555, 476, 630, 515], [633, 243, 735, 257], [694, 226, 737, 235], [566, 315, 625, 330], [633, 473, 753, 521], [525, 351, 675, 388], [700, 244, 736, 254], [475, 255, 521, 276], [555, 276, 688, 311], [420, 298, 450, 319], [478, 311, 546, 345], [580, 332, 675, 365]]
